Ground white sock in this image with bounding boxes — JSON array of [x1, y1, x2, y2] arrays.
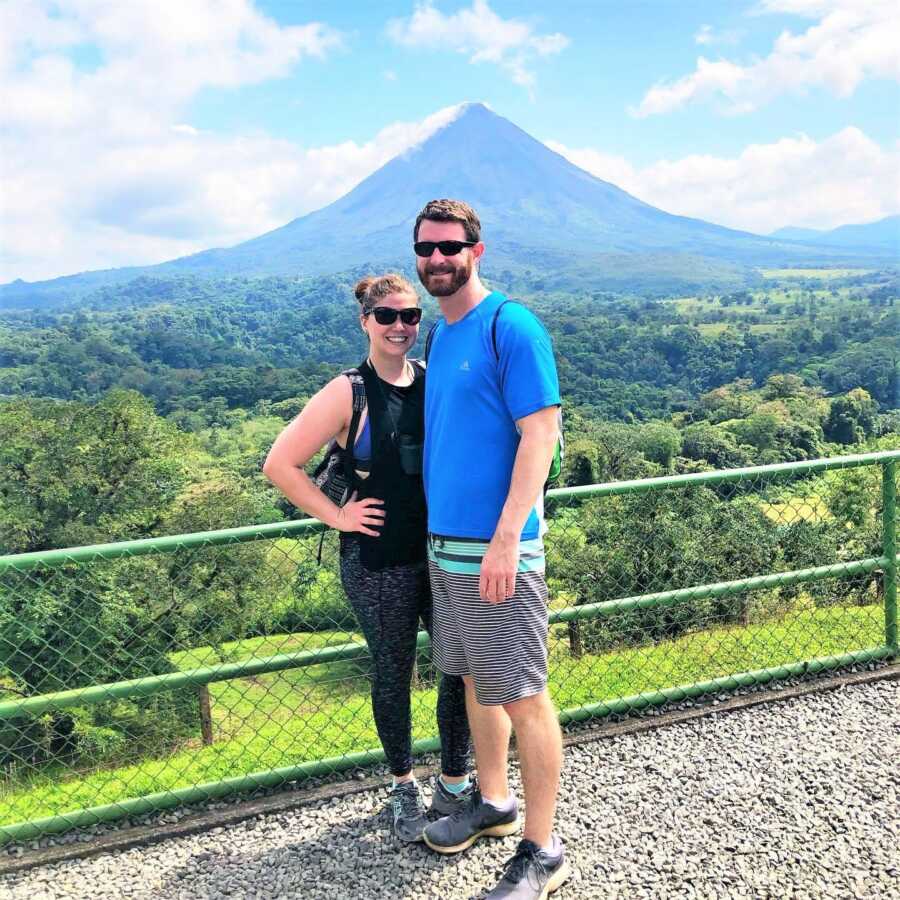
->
[[539, 835, 560, 856], [481, 792, 515, 811]]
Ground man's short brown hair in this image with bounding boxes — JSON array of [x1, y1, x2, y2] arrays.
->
[[414, 199, 481, 242]]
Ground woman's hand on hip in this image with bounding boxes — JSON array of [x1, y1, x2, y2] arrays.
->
[[335, 492, 385, 536]]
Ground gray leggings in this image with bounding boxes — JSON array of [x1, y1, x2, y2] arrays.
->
[[339, 537, 470, 778]]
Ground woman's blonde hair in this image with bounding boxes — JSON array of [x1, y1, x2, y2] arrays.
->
[[354, 273, 418, 308]]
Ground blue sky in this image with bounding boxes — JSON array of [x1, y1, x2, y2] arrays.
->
[[2, 0, 898, 281], [215, 1, 899, 161]]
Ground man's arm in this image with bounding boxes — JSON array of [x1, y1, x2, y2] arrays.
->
[[479, 405, 559, 603]]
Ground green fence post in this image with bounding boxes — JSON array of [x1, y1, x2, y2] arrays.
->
[[883, 460, 897, 654]]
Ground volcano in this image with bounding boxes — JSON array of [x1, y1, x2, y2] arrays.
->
[[3, 102, 889, 305], [157, 102, 850, 276]]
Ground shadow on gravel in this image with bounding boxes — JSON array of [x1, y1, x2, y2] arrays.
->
[[158, 801, 500, 900]]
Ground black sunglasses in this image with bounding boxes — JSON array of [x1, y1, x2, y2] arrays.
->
[[413, 240, 477, 257], [363, 306, 423, 326]]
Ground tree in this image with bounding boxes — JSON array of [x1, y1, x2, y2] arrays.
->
[[562, 438, 601, 487], [553, 487, 780, 652], [0, 393, 195, 763], [727, 412, 780, 454], [680, 423, 752, 468], [634, 423, 681, 470], [823, 389, 879, 445], [699, 380, 755, 422], [0, 394, 281, 767], [762, 374, 806, 400], [0, 391, 187, 554]]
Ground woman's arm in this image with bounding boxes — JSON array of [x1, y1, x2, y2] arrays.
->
[[262, 376, 384, 536]]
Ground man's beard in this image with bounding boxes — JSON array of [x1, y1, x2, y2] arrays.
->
[[417, 257, 473, 297]]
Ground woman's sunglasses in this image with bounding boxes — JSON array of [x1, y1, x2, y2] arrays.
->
[[363, 306, 423, 326], [413, 240, 477, 257]]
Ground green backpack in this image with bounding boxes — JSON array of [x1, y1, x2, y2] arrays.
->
[[425, 299, 564, 491]]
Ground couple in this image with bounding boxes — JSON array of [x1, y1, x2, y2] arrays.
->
[[264, 199, 569, 900]]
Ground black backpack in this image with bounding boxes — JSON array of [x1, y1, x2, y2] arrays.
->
[[311, 366, 367, 507], [309, 366, 366, 563]]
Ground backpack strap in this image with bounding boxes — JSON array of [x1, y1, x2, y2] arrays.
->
[[489, 301, 564, 492], [490, 299, 514, 361], [424, 320, 441, 364], [343, 367, 367, 472], [491, 299, 515, 394], [428, 305, 502, 364], [317, 366, 366, 564]]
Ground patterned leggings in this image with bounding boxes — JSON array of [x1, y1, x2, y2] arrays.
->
[[339, 537, 470, 777]]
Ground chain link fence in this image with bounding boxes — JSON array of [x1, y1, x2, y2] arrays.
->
[[1, 452, 897, 844]]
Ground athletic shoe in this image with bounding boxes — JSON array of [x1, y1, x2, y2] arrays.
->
[[423, 783, 520, 854], [485, 836, 571, 899], [430, 777, 475, 816], [389, 781, 428, 842]]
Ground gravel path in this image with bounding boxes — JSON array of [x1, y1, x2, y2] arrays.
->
[[3, 678, 898, 900]]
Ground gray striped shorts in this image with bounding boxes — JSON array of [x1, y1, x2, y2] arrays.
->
[[427, 534, 550, 706]]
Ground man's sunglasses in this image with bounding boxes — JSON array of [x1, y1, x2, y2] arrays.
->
[[363, 306, 423, 326], [413, 240, 477, 257]]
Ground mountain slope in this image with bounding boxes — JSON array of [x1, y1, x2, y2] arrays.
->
[[158, 103, 862, 275], [4, 103, 894, 306]]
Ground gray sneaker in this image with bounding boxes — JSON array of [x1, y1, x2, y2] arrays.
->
[[485, 837, 570, 899], [430, 777, 475, 816], [423, 784, 520, 854], [389, 781, 427, 842]]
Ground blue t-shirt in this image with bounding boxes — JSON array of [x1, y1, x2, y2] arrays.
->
[[424, 291, 560, 540]]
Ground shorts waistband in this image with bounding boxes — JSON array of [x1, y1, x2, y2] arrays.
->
[[427, 533, 545, 574]]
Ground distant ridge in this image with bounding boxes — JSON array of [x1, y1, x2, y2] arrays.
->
[[770, 214, 899, 252], [3, 103, 895, 306]]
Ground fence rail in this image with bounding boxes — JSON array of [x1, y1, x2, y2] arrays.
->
[[1, 451, 897, 844]]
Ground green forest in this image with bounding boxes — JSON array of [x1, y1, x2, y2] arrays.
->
[[1, 264, 897, 555], [1, 266, 897, 423], [0, 265, 898, 810]]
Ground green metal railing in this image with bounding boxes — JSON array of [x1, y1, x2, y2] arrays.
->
[[0, 451, 897, 844]]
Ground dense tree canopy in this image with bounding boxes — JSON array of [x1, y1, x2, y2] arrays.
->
[[0, 267, 897, 766], [1, 269, 896, 426]]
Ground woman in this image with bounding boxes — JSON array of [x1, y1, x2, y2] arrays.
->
[[263, 274, 471, 842]]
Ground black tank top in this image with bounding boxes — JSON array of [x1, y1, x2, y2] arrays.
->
[[352, 359, 427, 570]]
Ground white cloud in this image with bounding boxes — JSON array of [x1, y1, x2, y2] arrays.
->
[[386, 0, 568, 88], [0, 1, 391, 282], [694, 24, 742, 46], [635, 0, 899, 116], [546, 128, 900, 233], [2, 0, 342, 138], [1, 49, 474, 286]]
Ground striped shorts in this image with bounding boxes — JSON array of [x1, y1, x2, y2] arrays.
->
[[427, 534, 550, 706]]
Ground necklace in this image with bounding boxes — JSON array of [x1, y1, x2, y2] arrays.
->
[[367, 357, 414, 441], [368, 357, 413, 386]]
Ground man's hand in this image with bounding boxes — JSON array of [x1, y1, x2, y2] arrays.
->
[[479, 406, 557, 603], [479, 534, 518, 603]]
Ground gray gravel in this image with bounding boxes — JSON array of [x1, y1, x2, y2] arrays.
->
[[2, 678, 897, 900]]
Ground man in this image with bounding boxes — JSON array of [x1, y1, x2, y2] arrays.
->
[[415, 199, 570, 899]]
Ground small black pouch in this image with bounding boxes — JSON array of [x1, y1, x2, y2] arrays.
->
[[396, 434, 423, 475]]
